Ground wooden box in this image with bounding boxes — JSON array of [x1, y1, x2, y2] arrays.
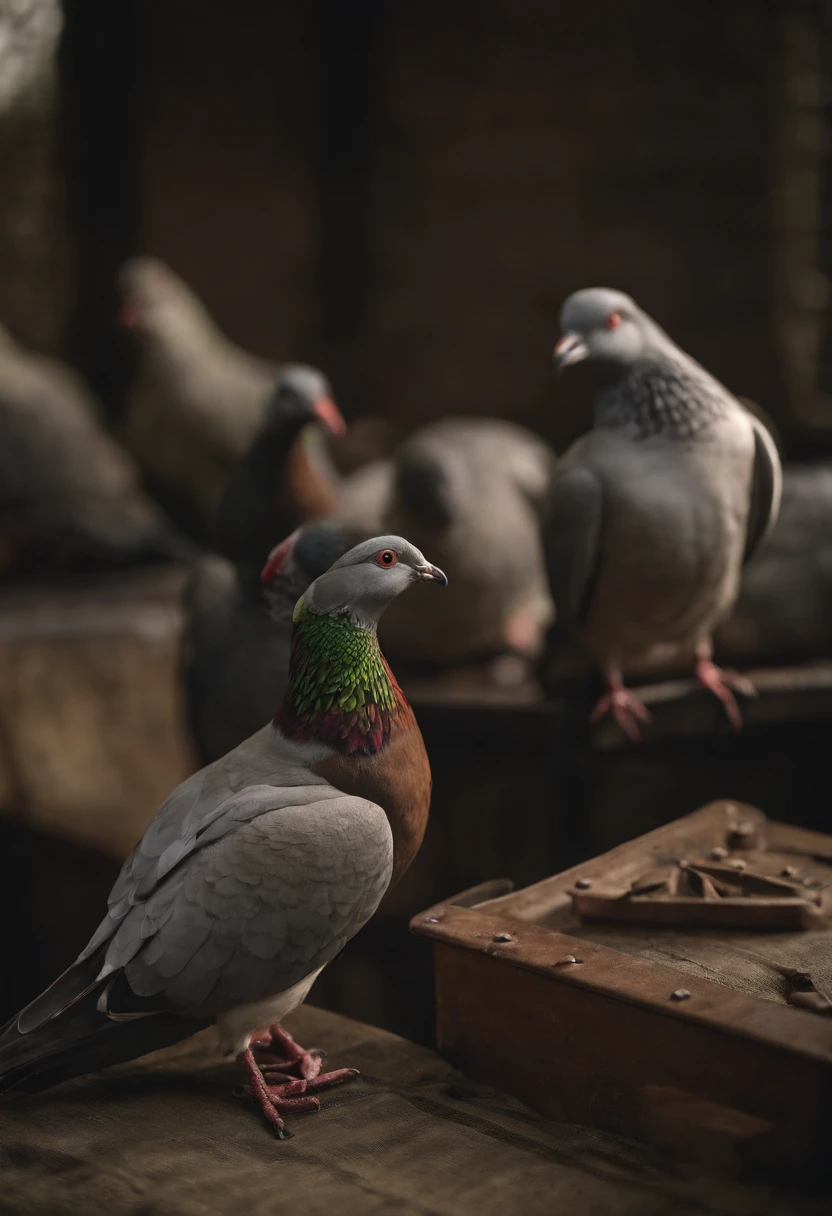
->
[[411, 801, 832, 1178]]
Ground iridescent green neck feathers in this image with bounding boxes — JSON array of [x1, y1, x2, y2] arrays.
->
[[276, 599, 409, 754]]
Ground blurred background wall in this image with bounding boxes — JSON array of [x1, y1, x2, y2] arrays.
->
[[3, 0, 828, 451]]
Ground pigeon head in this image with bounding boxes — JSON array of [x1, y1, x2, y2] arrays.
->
[[554, 288, 667, 377], [302, 535, 447, 631], [266, 365, 346, 438], [118, 257, 210, 338], [261, 523, 361, 587], [279, 536, 446, 753]]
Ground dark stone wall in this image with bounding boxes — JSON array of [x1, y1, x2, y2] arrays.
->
[[366, 1, 782, 448]]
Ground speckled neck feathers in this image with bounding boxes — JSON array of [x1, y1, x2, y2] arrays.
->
[[276, 600, 412, 755], [595, 352, 731, 440]]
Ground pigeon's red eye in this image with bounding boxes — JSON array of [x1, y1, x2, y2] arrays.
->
[[375, 549, 398, 568], [606, 312, 622, 330]]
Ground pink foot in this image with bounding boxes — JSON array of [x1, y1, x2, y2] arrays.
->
[[250, 1023, 325, 1081], [237, 1026, 359, 1136], [695, 659, 756, 730], [590, 686, 652, 742]]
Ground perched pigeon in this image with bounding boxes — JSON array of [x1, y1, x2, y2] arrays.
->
[[214, 364, 346, 570], [184, 366, 351, 763], [338, 418, 555, 664], [184, 522, 361, 765], [716, 462, 832, 665], [0, 536, 447, 1138], [0, 324, 191, 573], [119, 259, 341, 534], [544, 288, 781, 738]]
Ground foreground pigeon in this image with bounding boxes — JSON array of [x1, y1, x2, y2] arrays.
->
[[185, 522, 360, 764], [545, 288, 781, 738], [0, 537, 447, 1137], [0, 324, 190, 573], [119, 259, 341, 534], [339, 418, 555, 664]]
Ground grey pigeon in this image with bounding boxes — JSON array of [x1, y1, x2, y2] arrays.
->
[[338, 417, 555, 664], [0, 536, 447, 1138], [716, 462, 832, 665], [184, 522, 362, 764], [0, 324, 191, 573], [544, 287, 781, 738]]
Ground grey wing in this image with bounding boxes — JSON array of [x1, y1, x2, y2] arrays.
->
[[543, 466, 604, 627], [743, 414, 782, 564], [106, 791, 393, 1015], [15, 751, 343, 1032]]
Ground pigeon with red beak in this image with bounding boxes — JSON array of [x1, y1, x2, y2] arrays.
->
[[215, 364, 346, 571], [183, 365, 350, 764]]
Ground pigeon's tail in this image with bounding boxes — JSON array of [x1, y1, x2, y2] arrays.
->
[[0, 959, 208, 1102]]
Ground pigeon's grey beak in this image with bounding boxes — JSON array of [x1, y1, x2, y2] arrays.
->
[[415, 562, 448, 587], [553, 332, 589, 372]]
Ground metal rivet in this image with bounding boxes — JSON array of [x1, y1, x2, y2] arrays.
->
[[575, 878, 592, 890], [710, 846, 729, 860], [492, 932, 512, 943], [554, 954, 583, 966], [678, 859, 689, 870], [781, 866, 797, 878], [727, 859, 747, 871], [671, 989, 691, 1001]]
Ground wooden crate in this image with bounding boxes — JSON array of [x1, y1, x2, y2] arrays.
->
[[412, 801, 832, 1178]]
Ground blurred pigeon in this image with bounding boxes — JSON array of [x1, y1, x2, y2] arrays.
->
[[184, 365, 351, 762], [339, 418, 555, 664], [545, 287, 781, 738], [119, 258, 341, 535], [184, 522, 360, 764], [0, 324, 191, 574], [716, 462, 832, 664], [214, 364, 345, 570], [0, 536, 447, 1139]]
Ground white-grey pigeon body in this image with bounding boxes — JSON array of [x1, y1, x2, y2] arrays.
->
[[0, 324, 190, 573], [544, 288, 781, 738], [0, 536, 447, 1138], [338, 417, 555, 664]]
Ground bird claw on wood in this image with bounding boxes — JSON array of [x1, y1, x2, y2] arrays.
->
[[590, 687, 652, 742], [237, 1030, 359, 1137], [694, 659, 756, 730]]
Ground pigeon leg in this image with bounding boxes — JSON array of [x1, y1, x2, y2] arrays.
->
[[589, 667, 652, 742], [694, 641, 757, 730]]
